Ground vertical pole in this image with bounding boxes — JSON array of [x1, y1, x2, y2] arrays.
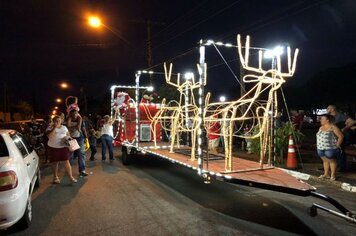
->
[[135, 73, 140, 148], [197, 41, 206, 175], [270, 57, 276, 166], [110, 86, 115, 118], [185, 82, 189, 146], [147, 20, 153, 85]]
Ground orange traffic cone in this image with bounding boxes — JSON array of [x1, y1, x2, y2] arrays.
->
[[286, 135, 298, 169]]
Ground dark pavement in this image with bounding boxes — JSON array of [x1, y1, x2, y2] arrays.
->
[[2, 145, 355, 235]]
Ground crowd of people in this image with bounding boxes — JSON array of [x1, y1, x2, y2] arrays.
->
[[42, 96, 117, 184], [37, 97, 356, 184]]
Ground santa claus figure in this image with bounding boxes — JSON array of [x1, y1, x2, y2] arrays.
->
[[113, 91, 131, 114]]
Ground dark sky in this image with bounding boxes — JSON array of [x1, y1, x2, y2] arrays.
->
[[1, 0, 356, 114]]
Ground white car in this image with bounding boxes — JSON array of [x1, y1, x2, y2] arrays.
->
[[0, 129, 40, 230]]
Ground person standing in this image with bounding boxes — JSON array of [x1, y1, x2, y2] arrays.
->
[[101, 110, 117, 161], [46, 115, 77, 184], [316, 114, 343, 181], [88, 127, 97, 161], [291, 110, 303, 131], [327, 105, 347, 171], [207, 116, 221, 154], [67, 109, 88, 177]]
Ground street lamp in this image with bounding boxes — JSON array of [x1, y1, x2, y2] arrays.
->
[[60, 82, 68, 89], [219, 96, 226, 102], [264, 46, 284, 59], [264, 45, 284, 70], [87, 16, 130, 45], [56, 98, 62, 103], [88, 16, 102, 28]]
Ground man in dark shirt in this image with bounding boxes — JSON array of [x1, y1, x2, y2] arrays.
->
[[327, 105, 347, 171]]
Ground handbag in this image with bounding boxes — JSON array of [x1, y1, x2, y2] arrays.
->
[[67, 138, 80, 152], [84, 138, 90, 151]]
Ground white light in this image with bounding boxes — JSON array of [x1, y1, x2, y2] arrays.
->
[[219, 96, 226, 102], [264, 46, 284, 59], [216, 41, 223, 45], [147, 86, 154, 92], [184, 72, 193, 80], [207, 40, 214, 45], [148, 71, 154, 74], [225, 43, 233, 47]]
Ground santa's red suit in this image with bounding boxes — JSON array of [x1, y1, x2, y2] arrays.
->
[[113, 92, 131, 114]]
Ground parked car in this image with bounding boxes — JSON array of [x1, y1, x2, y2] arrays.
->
[[0, 129, 40, 230]]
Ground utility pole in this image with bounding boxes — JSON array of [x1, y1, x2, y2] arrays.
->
[[130, 19, 165, 85]]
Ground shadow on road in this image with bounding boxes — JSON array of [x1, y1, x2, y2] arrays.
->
[[126, 154, 320, 235], [3, 167, 85, 235]]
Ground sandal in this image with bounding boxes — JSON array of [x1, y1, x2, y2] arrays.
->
[[318, 175, 330, 179], [70, 177, 77, 183], [53, 177, 60, 184], [330, 176, 336, 181]]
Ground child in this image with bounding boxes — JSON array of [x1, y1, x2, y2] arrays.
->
[[66, 96, 80, 116], [88, 127, 97, 161]]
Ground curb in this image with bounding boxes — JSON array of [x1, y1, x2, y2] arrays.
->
[[280, 168, 356, 193]]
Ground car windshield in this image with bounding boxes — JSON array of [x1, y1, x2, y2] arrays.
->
[[0, 135, 9, 157]]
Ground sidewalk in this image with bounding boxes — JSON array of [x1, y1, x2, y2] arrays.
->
[[231, 146, 356, 192], [39, 145, 356, 192]]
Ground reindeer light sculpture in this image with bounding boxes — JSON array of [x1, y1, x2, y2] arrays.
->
[[204, 34, 299, 172], [143, 62, 206, 160]]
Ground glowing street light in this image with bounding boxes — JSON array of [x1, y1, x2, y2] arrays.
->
[[219, 96, 226, 102], [88, 16, 102, 28], [264, 46, 284, 59], [56, 98, 62, 103], [87, 15, 130, 45], [54, 106, 59, 109], [184, 72, 194, 80], [60, 82, 68, 89]]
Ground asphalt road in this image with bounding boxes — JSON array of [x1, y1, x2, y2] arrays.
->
[[3, 149, 356, 235]]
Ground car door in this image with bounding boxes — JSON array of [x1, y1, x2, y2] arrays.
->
[[10, 133, 36, 180]]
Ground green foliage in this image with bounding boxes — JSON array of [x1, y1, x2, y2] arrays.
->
[[249, 121, 303, 165], [13, 101, 33, 118]]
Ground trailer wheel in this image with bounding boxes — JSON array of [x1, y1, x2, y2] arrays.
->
[[121, 146, 130, 165], [307, 206, 317, 217]]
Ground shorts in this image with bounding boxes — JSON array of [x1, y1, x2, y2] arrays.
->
[[317, 149, 339, 159]]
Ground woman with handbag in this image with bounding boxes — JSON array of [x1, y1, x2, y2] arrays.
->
[[67, 109, 88, 177], [46, 115, 77, 184]]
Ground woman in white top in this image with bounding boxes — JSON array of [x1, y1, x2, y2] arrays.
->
[[46, 115, 77, 184], [101, 110, 117, 161]]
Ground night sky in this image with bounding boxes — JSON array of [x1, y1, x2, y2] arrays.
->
[[1, 0, 355, 115]]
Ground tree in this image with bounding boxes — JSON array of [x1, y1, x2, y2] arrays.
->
[[13, 101, 33, 119]]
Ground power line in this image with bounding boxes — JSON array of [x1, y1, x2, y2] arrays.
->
[[151, 0, 210, 40], [152, 0, 242, 51]]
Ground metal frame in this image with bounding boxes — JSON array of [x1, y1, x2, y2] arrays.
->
[[116, 38, 355, 224]]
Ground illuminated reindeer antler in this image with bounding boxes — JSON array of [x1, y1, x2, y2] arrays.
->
[[237, 34, 299, 78]]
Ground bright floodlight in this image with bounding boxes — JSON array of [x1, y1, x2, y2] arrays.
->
[[147, 86, 154, 92], [184, 72, 194, 80], [264, 46, 284, 59], [219, 96, 226, 102], [88, 16, 101, 28]]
